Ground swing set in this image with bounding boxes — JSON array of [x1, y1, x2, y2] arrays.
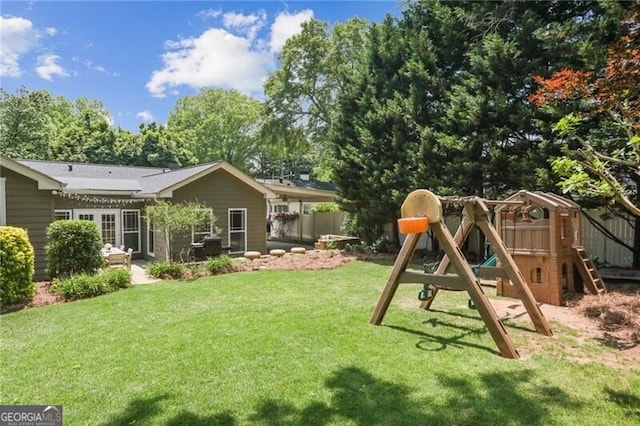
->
[[370, 189, 553, 359]]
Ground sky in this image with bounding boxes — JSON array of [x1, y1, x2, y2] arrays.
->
[[1, 1, 403, 132]]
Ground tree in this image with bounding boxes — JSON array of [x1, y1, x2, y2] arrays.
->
[[0, 87, 54, 159], [531, 4, 640, 266], [167, 88, 263, 172], [50, 97, 117, 164], [331, 17, 423, 244], [263, 18, 370, 179], [144, 201, 218, 262]]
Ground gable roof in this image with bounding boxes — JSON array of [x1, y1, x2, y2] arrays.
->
[[0, 156, 64, 190], [256, 178, 337, 202], [14, 159, 275, 199]]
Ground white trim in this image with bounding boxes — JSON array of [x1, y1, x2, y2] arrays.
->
[[54, 209, 72, 220], [74, 209, 121, 246], [192, 208, 214, 243], [0, 156, 64, 190], [227, 208, 247, 254], [0, 177, 6, 225], [121, 209, 141, 253], [147, 220, 155, 257], [156, 162, 276, 199]]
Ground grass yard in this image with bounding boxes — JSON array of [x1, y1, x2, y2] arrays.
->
[[1, 261, 639, 425]]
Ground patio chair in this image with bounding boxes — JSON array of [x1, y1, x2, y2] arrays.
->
[[106, 252, 127, 269], [124, 248, 133, 270]]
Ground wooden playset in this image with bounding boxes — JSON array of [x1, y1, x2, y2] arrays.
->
[[494, 191, 605, 306], [370, 189, 553, 359]]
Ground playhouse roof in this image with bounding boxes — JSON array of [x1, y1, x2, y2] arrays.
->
[[496, 190, 580, 212]]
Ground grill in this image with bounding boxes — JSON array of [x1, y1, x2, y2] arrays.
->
[[189, 236, 223, 261]]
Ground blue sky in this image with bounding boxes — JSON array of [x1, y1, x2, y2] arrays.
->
[[1, 1, 403, 132]]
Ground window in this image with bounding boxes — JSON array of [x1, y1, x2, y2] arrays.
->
[[192, 208, 214, 242], [74, 209, 120, 247], [147, 220, 155, 257], [303, 204, 312, 215], [0, 177, 6, 225], [228, 208, 247, 253], [54, 210, 72, 221], [271, 204, 289, 213], [122, 210, 140, 252]]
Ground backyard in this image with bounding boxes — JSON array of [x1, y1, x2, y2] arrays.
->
[[1, 259, 639, 425]]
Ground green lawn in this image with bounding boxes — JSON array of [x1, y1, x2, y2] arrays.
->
[[1, 261, 639, 425]]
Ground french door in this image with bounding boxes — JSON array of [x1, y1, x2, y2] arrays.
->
[[74, 209, 120, 246]]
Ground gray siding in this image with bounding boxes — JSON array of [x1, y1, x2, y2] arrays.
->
[[1, 167, 54, 280], [171, 169, 267, 258]]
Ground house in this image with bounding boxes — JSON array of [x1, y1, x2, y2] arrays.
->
[[0, 156, 275, 280], [256, 177, 343, 242]]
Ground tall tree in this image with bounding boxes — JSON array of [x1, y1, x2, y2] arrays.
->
[[332, 17, 425, 244], [167, 88, 263, 171], [0, 87, 54, 160], [531, 4, 640, 265], [263, 18, 370, 179], [49, 97, 116, 164]]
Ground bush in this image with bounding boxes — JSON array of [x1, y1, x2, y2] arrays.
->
[[371, 236, 394, 254], [0, 226, 36, 306], [46, 220, 104, 278], [148, 261, 184, 279], [52, 274, 104, 300], [101, 268, 131, 290], [311, 202, 340, 213], [52, 268, 132, 300], [205, 255, 234, 274], [343, 242, 365, 254]]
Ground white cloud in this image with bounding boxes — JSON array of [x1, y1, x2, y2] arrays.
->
[[35, 54, 68, 80], [147, 9, 315, 98], [223, 10, 266, 40], [0, 16, 59, 77], [83, 59, 120, 77], [269, 10, 313, 53], [197, 8, 222, 20], [146, 28, 274, 98], [0, 16, 39, 77], [136, 110, 154, 123]]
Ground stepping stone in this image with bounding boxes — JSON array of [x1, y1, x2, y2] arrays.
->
[[244, 251, 261, 260], [269, 249, 286, 257], [291, 247, 306, 254]]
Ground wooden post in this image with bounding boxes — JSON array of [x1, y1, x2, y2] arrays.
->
[[369, 232, 421, 325], [430, 221, 520, 359], [420, 216, 474, 310], [467, 199, 553, 336]]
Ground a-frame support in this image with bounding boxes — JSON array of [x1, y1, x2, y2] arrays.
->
[[370, 192, 553, 359], [421, 199, 553, 337]]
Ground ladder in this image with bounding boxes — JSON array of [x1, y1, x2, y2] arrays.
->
[[573, 245, 606, 295]]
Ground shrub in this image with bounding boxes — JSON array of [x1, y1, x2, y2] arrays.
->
[[205, 255, 234, 274], [343, 242, 365, 254], [311, 202, 340, 213], [0, 226, 36, 306], [101, 268, 131, 291], [371, 236, 394, 254], [147, 261, 184, 279], [52, 274, 105, 300], [52, 268, 132, 300], [46, 220, 104, 278]]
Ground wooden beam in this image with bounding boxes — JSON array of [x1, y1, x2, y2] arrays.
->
[[370, 232, 421, 325], [420, 216, 474, 310], [431, 221, 520, 359], [399, 271, 468, 290], [471, 199, 553, 337]]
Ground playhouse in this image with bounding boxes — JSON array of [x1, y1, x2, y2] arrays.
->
[[494, 191, 605, 306]]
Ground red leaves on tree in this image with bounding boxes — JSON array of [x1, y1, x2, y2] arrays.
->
[[530, 5, 640, 130]]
